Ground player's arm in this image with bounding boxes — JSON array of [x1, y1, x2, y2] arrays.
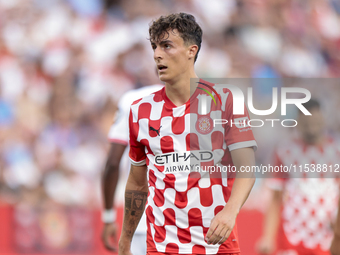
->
[[118, 164, 148, 255], [330, 186, 340, 255], [101, 92, 130, 251], [206, 147, 256, 245], [256, 189, 282, 254], [101, 142, 126, 251]]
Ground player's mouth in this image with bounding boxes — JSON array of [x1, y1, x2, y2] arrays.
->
[[157, 64, 168, 72]]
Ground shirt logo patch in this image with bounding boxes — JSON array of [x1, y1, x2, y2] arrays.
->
[[196, 116, 213, 135], [154, 150, 214, 174], [149, 125, 162, 136]]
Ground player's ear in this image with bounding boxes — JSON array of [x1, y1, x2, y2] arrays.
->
[[188, 45, 198, 61]]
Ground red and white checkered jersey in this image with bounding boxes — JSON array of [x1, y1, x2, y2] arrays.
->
[[108, 85, 164, 145], [107, 84, 163, 233], [269, 138, 340, 253], [129, 81, 257, 254]]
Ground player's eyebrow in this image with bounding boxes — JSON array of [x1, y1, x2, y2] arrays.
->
[[159, 40, 173, 45], [151, 40, 173, 47]]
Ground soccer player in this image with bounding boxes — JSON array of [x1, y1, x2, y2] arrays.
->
[[118, 13, 257, 255], [257, 99, 340, 255], [101, 84, 163, 254], [331, 200, 340, 255]]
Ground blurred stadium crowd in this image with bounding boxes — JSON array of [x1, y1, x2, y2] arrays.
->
[[0, 0, 340, 250]]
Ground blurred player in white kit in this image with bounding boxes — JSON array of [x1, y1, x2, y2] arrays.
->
[[101, 84, 163, 254]]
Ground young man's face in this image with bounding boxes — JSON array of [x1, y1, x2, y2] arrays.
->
[[151, 29, 194, 83]]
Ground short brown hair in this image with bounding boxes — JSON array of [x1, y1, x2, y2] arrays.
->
[[149, 13, 203, 62]]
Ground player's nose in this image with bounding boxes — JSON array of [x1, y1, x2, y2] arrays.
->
[[153, 46, 163, 61]]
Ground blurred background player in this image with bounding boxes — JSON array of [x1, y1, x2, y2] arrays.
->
[[257, 99, 340, 255], [331, 199, 340, 254], [101, 84, 163, 254]]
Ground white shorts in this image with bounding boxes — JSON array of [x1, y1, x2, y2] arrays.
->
[[131, 232, 147, 255]]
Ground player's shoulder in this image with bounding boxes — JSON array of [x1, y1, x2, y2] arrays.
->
[[197, 80, 220, 91], [197, 80, 235, 112], [131, 85, 164, 106], [198, 80, 233, 92]]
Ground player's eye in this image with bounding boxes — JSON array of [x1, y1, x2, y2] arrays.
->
[[151, 44, 156, 50], [164, 44, 171, 49]]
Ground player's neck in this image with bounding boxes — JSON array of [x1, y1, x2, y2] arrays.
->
[[164, 69, 198, 107]]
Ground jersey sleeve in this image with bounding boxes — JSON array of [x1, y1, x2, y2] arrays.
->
[[107, 94, 130, 145], [224, 91, 257, 151], [128, 107, 146, 166]]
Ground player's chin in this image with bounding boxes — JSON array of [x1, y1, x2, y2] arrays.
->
[[158, 73, 170, 82]]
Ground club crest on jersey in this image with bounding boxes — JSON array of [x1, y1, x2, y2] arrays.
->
[[196, 116, 213, 134]]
